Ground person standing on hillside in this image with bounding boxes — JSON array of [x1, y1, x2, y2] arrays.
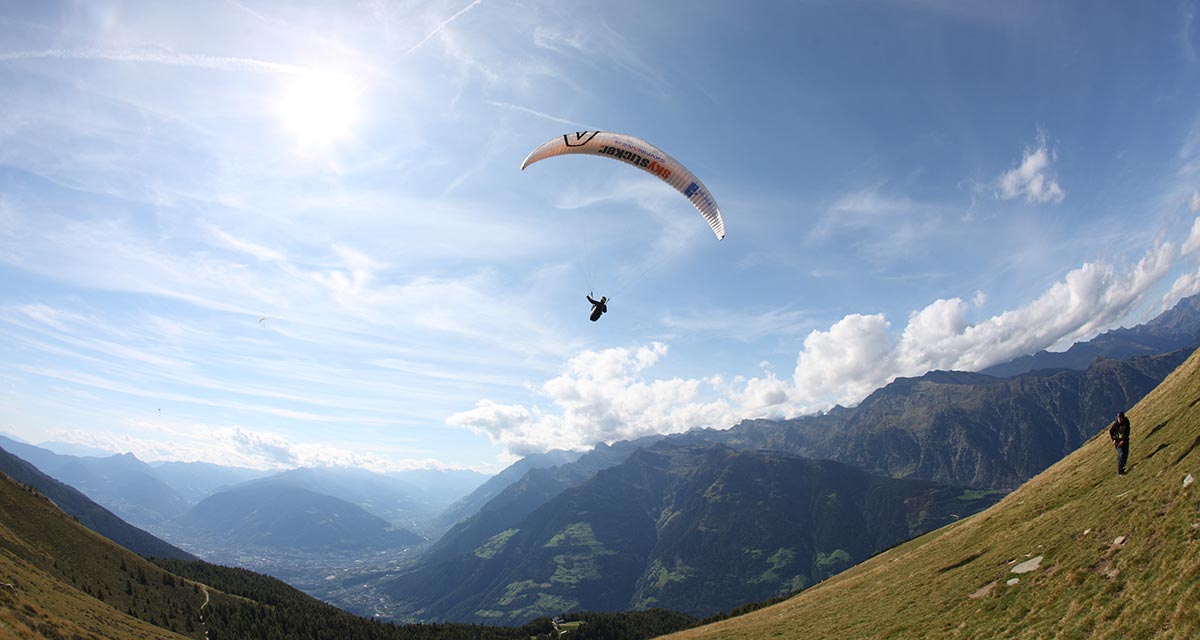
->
[[1108, 411, 1131, 475]]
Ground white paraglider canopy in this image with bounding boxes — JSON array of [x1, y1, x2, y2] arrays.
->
[[521, 131, 725, 240]]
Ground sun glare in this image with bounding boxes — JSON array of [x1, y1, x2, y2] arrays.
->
[[277, 71, 361, 151]]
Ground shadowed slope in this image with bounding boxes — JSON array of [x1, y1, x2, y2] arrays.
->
[[668, 349, 1200, 640], [0, 446, 194, 560], [0, 474, 197, 639]]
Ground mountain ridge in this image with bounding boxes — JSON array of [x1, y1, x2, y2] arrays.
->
[[172, 482, 425, 552], [424, 437, 662, 566], [697, 349, 1191, 490], [381, 439, 1002, 624], [668, 345, 1200, 639], [0, 445, 194, 560]]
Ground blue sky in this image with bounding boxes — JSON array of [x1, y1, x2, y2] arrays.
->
[[2, 0, 1199, 472]]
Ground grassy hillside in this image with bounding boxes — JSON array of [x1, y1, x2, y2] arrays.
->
[[0, 476, 198, 639], [667, 349, 1200, 639]]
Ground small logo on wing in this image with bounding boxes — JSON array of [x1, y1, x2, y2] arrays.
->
[[564, 131, 601, 147], [684, 182, 700, 197]]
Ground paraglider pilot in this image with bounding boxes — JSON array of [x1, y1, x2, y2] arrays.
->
[[587, 292, 608, 322]]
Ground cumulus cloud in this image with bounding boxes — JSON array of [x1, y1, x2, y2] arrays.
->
[[450, 241, 1182, 456], [792, 313, 893, 406], [445, 400, 534, 445], [1190, 190, 1200, 213], [893, 241, 1175, 372], [997, 131, 1066, 204], [449, 343, 733, 454]]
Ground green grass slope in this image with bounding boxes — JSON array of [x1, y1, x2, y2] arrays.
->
[[0, 475, 198, 640], [667, 349, 1200, 640]]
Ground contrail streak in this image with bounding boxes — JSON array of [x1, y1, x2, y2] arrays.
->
[[485, 101, 587, 128], [406, 0, 483, 55], [0, 47, 305, 74]]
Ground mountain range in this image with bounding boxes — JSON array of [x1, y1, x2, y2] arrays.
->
[[237, 465, 485, 536], [0, 435, 245, 528], [3, 292, 1197, 633], [435, 448, 585, 530], [0, 445, 193, 561], [381, 439, 1003, 623], [698, 349, 1191, 490], [425, 437, 663, 566], [366, 296, 1200, 625], [670, 340, 1200, 639], [0, 434, 487, 545], [10, 342, 1199, 638], [172, 482, 425, 552]]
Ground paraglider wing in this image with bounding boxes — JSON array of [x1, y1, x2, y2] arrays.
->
[[520, 131, 725, 240]]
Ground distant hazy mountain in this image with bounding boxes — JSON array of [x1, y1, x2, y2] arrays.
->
[[0, 434, 79, 474], [0, 436, 477, 539], [387, 468, 489, 511], [174, 483, 425, 552], [0, 445, 193, 560], [979, 292, 1200, 377], [150, 460, 271, 503], [698, 350, 1191, 490], [436, 448, 584, 529], [425, 437, 662, 565], [383, 440, 1001, 623], [0, 436, 191, 527], [35, 440, 116, 458], [236, 466, 483, 537], [51, 452, 190, 527]]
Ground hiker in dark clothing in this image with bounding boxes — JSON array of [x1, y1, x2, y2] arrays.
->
[[1109, 411, 1131, 475], [587, 292, 608, 322]]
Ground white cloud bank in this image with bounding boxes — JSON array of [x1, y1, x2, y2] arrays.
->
[[48, 424, 453, 472], [448, 343, 731, 455], [450, 237, 1186, 456], [997, 131, 1066, 204]]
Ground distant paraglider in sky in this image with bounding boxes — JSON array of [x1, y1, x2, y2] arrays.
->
[[520, 131, 725, 240]]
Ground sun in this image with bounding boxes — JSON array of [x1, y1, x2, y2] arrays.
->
[[277, 71, 362, 150]]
